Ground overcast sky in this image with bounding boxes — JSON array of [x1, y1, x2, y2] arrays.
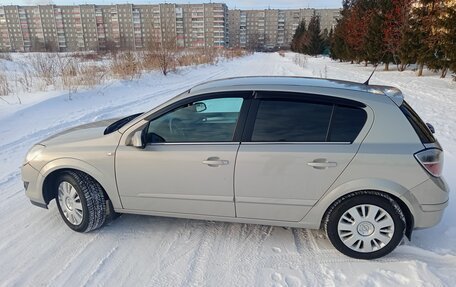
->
[[0, 0, 342, 9]]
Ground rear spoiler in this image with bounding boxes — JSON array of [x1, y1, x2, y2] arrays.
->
[[367, 86, 404, 106]]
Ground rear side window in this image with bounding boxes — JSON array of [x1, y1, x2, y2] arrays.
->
[[252, 100, 332, 142], [251, 100, 367, 143], [400, 101, 435, 144]]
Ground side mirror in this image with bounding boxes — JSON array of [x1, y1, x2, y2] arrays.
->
[[194, 102, 207, 113], [131, 130, 145, 148], [426, 123, 435, 134]]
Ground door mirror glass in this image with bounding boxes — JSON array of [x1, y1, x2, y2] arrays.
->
[[194, 102, 207, 113], [131, 130, 145, 148]]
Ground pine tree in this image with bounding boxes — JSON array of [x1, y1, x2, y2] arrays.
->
[[330, 21, 347, 61], [413, 0, 443, 76], [397, 16, 421, 71], [443, 3, 456, 80], [429, 0, 455, 78], [306, 11, 324, 55], [329, 0, 355, 62], [291, 19, 306, 52], [364, 12, 385, 66], [383, 0, 413, 71], [345, 2, 371, 64]]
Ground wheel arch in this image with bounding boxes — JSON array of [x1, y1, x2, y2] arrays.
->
[[42, 168, 109, 205], [304, 178, 416, 239], [321, 190, 414, 240], [38, 158, 122, 209]]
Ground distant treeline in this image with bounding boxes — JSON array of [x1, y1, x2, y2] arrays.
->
[[292, 0, 456, 80]]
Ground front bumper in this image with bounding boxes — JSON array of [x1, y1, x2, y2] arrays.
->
[[21, 163, 47, 208]]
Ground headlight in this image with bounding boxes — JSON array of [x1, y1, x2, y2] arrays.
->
[[24, 144, 45, 164]]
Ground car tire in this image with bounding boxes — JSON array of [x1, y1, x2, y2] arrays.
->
[[55, 171, 107, 232], [324, 191, 406, 259]]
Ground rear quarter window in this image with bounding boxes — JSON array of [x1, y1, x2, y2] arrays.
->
[[328, 105, 367, 142], [400, 101, 435, 144]]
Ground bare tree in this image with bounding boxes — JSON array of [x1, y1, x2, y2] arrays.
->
[[44, 40, 58, 52], [144, 24, 177, 76], [101, 39, 119, 57], [29, 54, 57, 86], [247, 31, 263, 51], [0, 72, 10, 96], [30, 37, 45, 52], [110, 51, 141, 80]]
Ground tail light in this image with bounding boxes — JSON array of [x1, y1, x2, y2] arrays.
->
[[414, 148, 443, 177]]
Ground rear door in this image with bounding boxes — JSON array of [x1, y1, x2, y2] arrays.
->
[[234, 92, 369, 221]]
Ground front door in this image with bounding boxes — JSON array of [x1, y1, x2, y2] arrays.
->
[[116, 94, 249, 217], [235, 92, 369, 221]]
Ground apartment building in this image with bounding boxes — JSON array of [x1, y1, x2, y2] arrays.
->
[[228, 8, 340, 49], [0, 3, 338, 52], [0, 3, 228, 52]]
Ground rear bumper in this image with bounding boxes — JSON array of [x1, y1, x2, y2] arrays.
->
[[413, 200, 448, 229], [402, 177, 449, 229], [21, 163, 47, 208]]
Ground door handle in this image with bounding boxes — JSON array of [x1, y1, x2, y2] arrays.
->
[[202, 157, 229, 167], [307, 159, 337, 169]]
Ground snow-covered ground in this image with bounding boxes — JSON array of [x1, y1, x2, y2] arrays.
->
[[0, 52, 455, 286]]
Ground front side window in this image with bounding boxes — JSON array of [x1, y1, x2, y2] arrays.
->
[[146, 97, 243, 143]]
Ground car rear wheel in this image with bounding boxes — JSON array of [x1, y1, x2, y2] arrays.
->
[[325, 192, 406, 259], [55, 171, 107, 232]]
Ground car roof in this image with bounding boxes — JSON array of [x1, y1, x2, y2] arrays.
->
[[189, 76, 404, 106], [118, 76, 404, 134]]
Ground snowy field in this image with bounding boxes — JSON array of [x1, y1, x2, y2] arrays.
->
[[0, 52, 455, 286]]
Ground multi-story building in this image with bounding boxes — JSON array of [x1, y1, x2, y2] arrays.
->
[[0, 3, 339, 52], [228, 8, 340, 50], [0, 3, 229, 52]]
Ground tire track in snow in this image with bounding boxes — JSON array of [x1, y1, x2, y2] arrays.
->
[[180, 223, 223, 287], [46, 232, 104, 286], [147, 220, 200, 284], [216, 224, 273, 286], [80, 246, 119, 287]]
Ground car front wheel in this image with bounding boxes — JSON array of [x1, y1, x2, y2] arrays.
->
[[55, 171, 107, 232], [325, 192, 406, 259]]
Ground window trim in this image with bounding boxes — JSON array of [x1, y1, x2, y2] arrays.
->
[[143, 91, 254, 144], [242, 92, 367, 144], [254, 91, 366, 108]]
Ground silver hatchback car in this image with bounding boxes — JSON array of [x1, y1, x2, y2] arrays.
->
[[22, 77, 449, 259]]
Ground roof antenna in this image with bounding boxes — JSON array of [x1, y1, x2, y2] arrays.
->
[[363, 64, 378, 85]]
